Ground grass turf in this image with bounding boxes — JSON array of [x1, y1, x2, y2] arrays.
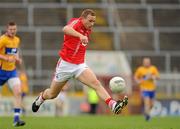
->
[[0, 115, 179, 129]]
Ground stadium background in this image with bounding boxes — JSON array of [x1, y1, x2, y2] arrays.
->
[[0, 0, 180, 118]]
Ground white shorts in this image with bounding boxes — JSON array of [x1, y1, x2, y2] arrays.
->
[[53, 59, 88, 82]]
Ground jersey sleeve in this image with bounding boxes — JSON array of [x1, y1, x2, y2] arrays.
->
[[0, 36, 5, 49], [68, 18, 82, 30], [134, 67, 141, 79], [152, 66, 160, 77]]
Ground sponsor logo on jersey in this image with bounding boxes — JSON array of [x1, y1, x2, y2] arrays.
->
[[5, 48, 18, 54]]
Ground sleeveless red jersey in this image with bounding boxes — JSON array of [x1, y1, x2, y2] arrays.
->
[[59, 18, 91, 64]]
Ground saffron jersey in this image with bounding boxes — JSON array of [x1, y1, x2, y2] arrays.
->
[[0, 34, 20, 71], [59, 18, 91, 64], [134, 65, 159, 91]]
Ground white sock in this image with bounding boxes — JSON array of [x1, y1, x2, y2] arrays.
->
[[108, 100, 117, 111], [36, 95, 44, 106], [111, 102, 117, 111]]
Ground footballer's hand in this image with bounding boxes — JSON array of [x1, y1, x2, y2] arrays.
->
[[79, 35, 88, 45], [7, 56, 16, 62], [137, 78, 144, 84], [15, 56, 22, 64]]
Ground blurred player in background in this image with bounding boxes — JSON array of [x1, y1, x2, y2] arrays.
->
[[32, 9, 128, 115], [86, 87, 99, 114], [1, 65, 29, 114], [134, 57, 160, 121], [0, 22, 25, 126]]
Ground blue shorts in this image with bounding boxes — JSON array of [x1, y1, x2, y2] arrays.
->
[[142, 91, 155, 99], [0, 69, 18, 86]]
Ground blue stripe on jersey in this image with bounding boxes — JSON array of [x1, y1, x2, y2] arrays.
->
[[5, 47, 18, 54]]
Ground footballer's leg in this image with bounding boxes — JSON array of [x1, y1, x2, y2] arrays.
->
[[8, 78, 25, 127], [32, 80, 67, 112], [143, 97, 151, 121], [77, 68, 128, 114]]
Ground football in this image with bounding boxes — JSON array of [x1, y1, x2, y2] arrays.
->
[[109, 76, 126, 93]]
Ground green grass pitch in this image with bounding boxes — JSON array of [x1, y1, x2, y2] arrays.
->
[[0, 115, 179, 129]]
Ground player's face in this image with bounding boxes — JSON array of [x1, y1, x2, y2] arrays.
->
[[82, 14, 96, 29], [7, 25, 17, 37], [143, 58, 151, 67]]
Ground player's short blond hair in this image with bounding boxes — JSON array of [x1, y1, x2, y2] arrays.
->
[[81, 9, 96, 18]]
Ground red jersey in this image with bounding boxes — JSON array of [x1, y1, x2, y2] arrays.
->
[[59, 18, 92, 64]]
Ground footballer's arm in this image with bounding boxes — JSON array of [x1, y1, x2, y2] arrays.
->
[[0, 54, 17, 62], [62, 26, 88, 43], [0, 50, 21, 63], [0, 54, 9, 61], [134, 74, 144, 85]]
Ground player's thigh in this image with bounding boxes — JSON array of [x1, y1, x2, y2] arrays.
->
[[77, 68, 100, 89], [7, 77, 21, 95], [143, 97, 151, 106], [49, 80, 68, 95], [149, 98, 155, 107]]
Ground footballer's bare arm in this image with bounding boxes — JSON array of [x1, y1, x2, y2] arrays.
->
[[0, 54, 9, 61], [62, 26, 88, 44]]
